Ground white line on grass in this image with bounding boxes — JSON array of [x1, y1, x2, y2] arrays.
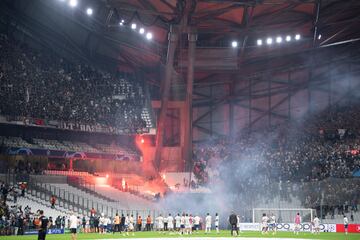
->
[[97, 238, 316, 240]]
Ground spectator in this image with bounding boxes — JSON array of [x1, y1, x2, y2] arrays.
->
[[50, 195, 56, 209]]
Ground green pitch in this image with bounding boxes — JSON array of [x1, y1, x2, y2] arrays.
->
[[0, 231, 358, 240]]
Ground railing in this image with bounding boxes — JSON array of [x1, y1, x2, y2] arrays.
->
[[26, 178, 157, 218], [66, 176, 115, 202]]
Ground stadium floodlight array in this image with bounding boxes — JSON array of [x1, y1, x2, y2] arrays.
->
[[57, 0, 154, 40], [257, 34, 301, 46]]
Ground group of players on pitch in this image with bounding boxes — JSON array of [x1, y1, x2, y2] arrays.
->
[[100, 212, 222, 236], [153, 213, 220, 235], [260, 212, 323, 235]]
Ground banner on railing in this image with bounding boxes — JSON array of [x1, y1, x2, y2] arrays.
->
[[0, 115, 151, 134], [3, 146, 138, 161], [24, 228, 64, 235], [239, 223, 336, 232]]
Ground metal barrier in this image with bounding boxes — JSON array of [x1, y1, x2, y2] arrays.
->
[[26, 179, 160, 219]]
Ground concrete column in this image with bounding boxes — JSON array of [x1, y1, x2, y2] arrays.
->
[[154, 25, 179, 171], [229, 80, 235, 140], [184, 31, 197, 171]]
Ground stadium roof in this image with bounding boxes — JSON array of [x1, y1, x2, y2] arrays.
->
[[1, 0, 360, 89]]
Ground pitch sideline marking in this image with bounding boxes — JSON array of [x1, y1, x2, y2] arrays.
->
[[97, 238, 317, 240]]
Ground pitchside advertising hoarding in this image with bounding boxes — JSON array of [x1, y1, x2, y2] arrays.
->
[[240, 223, 335, 232], [336, 224, 360, 233], [23, 224, 360, 235], [240, 223, 360, 233], [24, 228, 64, 235]]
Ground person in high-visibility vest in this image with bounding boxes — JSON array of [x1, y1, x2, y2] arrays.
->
[[137, 216, 142, 231], [146, 215, 152, 231], [113, 213, 121, 234]]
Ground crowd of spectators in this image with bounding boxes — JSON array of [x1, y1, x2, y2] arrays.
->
[[0, 182, 38, 235], [0, 33, 148, 130], [193, 104, 360, 218]]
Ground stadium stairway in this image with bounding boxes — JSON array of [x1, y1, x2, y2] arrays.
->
[[6, 192, 69, 220], [33, 181, 158, 215], [66, 178, 115, 202], [18, 196, 68, 219], [30, 182, 123, 216], [27, 182, 93, 216], [86, 184, 156, 210]]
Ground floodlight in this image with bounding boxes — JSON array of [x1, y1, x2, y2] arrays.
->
[[69, 0, 78, 7], [146, 32, 153, 40], [86, 8, 93, 15]]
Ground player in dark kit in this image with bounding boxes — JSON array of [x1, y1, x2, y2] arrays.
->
[[229, 212, 238, 236], [38, 210, 50, 240]]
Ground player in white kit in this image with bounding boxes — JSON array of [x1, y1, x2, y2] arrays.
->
[[163, 214, 168, 231], [128, 215, 135, 236], [215, 213, 220, 233], [167, 214, 174, 233], [313, 216, 320, 234], [344, 215, 349, 235], [184, 214, 191, 234], [180, 214, 186, 235], [156, 214, 164, 233], [193, 215, 201, 233], [124, 214, 130, 236], [236, 215, 242, 234], [268, 213, 276, 235], [261, 213, 269, 235], [205, 213, 212, 233], [175, 214, 181, 232]]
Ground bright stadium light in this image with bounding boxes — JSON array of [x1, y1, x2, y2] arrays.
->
[[131, 23, 137, 30], [146, 32, 153, 40], [139, 28, 145, 34], [231, 41, 238, 48], [119, 22, 124, 26], [121, 19, 125, 23], [318, 34, 322, 40], [68, 0, 78, 7], [257, 39, 262, 46], [276, 36, 282, 43], [295, 34, 301, 40], [266, 37, 273, 45], [286, 35, 291, 42], [86, 8, 93, 16]]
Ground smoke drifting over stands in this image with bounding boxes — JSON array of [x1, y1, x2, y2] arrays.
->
[[187, 104, 360, 220]]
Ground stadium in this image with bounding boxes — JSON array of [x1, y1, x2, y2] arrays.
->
[[0, 0, 359, 239]]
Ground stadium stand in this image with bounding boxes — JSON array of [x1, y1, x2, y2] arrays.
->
[[1, 0, 360, 237], [192, 104, 360, 222], [0, 33, 152, 132]]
